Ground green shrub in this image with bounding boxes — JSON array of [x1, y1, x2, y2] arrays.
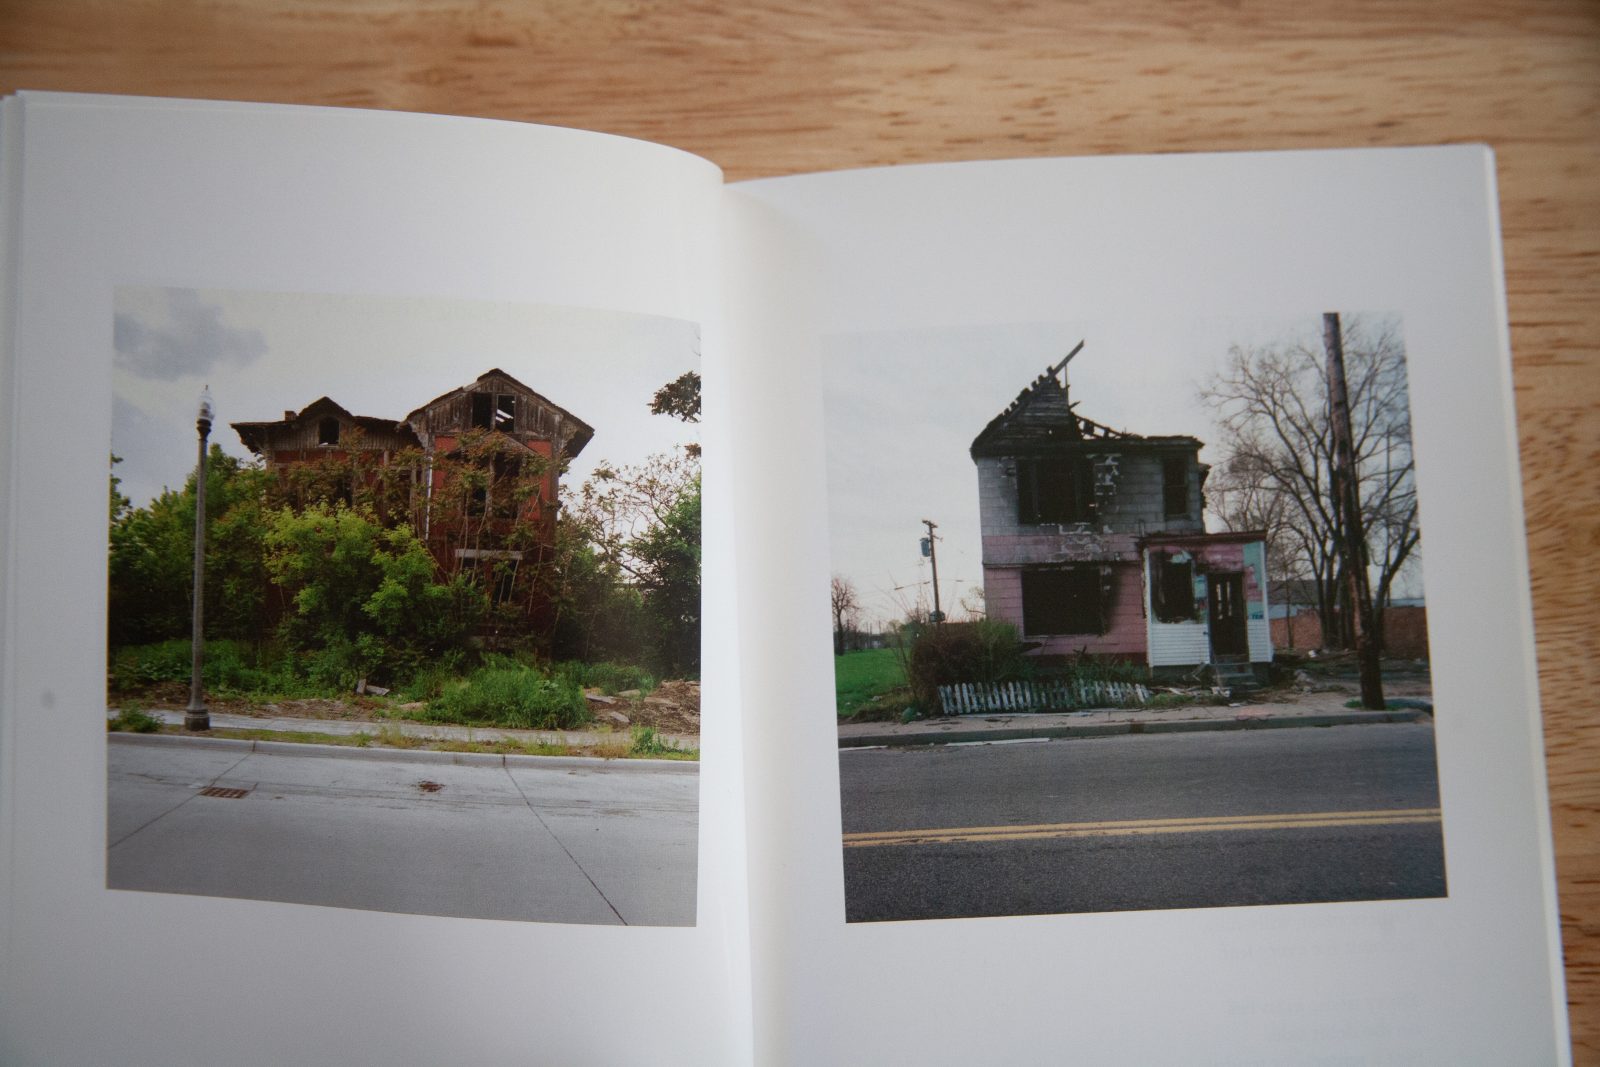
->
[[629, 726, 672, 756], [554, 660, 657, 695], [427, 666, 590, 730], [108, 704, 162, 733], [109, 638, 266, 692], [906, 620, 1030, 714]]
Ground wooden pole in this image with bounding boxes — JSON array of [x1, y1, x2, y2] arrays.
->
[[1323, 314, 1385, 709], [922, 519, 943, 624]]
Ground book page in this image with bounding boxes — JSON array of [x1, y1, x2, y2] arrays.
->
[[0, 93, 749, 1065], [728, 148, 1567, 1064]]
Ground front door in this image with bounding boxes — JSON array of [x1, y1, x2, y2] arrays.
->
[[1208, 572, 1249, 659]]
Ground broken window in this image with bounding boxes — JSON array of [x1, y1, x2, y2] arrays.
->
[[471, 391, 517, 432], [1163, 455, 1189, 518], [317, 417, 340, 446], [1017, 455, 1094, 524], [1151, 551, 1197, 623], [1021, 566, 1104, 635]]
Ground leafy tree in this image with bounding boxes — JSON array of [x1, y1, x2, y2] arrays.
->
[[649, 370, 701, 424], [632, 478, 701, 674], [108, 446, 272, 646]]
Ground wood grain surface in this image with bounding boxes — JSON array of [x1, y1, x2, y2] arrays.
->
[[3, 0, 1596, 1057]]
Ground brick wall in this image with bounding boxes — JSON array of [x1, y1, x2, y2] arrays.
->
[[1272, 605, 1430, 659]]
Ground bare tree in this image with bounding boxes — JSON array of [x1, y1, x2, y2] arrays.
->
[[1201, 314, 1420, 651], [831, 574, 862, 655]]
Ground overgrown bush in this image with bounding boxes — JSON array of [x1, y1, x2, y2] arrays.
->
[[108, 638, 268, 692], [425, 665, 590, 730], [107, 704, 162, 733], [265, 503, 480, 684], [553, 660, 657, 695], [905, 620, 1030, 714]]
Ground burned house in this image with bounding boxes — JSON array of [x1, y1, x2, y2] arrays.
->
[[233, 368, 593, 615], [970, 349, 1270, 681]]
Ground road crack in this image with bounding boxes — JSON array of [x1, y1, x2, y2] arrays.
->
[[502, 765, 627, 925]]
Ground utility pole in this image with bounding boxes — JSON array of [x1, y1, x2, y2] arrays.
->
[[1323, 314, 1385, 710], [921, 519, 944, 624], [186, 386, 214, 732]]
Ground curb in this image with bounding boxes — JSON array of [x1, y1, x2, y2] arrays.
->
[[837, 709, 1429, 749], [108, 730, 699, 773]]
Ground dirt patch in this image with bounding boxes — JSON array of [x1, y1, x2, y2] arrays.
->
[[118, 687, 386, 722], [116, 677, 702, 737], [622, 680, 700, 735]]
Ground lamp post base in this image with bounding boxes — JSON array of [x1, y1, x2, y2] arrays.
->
[[184, 707, 210, 732]]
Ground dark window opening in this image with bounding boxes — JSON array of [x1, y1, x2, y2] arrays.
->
[[488, 561, 518, 606], [1017, 455, 1094, 524], [1151, 552, 1196, 623], [1163, 455, 1189, 518], [491, 453, 523, 519], [1021, 567, 1105, 635], [471, 391, 517, 432], [318, 417, 340, 446]]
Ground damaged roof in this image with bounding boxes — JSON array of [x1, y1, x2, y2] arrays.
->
[[403, 367, 595, 460], [232, 396, 421, 455], [970, 353, 1203, 459]]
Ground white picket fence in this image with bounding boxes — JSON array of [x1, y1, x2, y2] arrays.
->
[[936, 678, 1150, 715]]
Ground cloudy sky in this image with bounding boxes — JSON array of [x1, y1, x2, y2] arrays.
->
[[821, 314, 1413, 630], [112, 287, 700, 507]]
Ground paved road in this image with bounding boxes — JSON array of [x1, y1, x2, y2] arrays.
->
[[840, 724, 1446, 921], [108, 738, 698, 925]]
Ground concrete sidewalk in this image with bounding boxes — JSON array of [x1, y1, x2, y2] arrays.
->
[[110, 706, 697, 751], [838, 691, 1430, 748]]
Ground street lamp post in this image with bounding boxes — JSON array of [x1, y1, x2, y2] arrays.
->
[[185, 387, 214, 732]]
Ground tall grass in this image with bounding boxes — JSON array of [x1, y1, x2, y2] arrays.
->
[[423, 664, 590, 730]]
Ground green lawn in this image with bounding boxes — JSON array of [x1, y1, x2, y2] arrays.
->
[[834, 647, 906, 716]]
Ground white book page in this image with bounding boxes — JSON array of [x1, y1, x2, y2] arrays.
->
[[728, 148, 1567, 1064], [0, 93, 749, 1066]]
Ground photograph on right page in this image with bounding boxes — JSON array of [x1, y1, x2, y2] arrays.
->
[[825, 313, 1443, 922]]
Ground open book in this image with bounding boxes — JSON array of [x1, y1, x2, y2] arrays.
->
[[0, 93, 1570, 1064]]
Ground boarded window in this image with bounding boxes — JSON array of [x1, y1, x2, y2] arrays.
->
[[1163, 455, 1189, 518], [1021, 567, 1104, 635], [1017, 455, 1094, 524], [317, 417, 340, 446], [1151, 552, 1196, 623]]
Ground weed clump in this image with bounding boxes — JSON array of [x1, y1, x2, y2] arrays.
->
[[425, 665, 590, 730], [108, 705, 162, 733]]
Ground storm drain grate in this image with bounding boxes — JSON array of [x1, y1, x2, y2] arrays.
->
[[198, 786, 250, 799]]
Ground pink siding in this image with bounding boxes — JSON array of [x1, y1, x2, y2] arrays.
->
[[985, 562, 1148, 660]]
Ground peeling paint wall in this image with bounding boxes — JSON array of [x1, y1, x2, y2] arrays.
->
[[1141, 537, 1273, 666]]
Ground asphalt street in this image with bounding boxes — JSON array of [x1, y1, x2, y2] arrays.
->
[[108, 738, 698, 925], [840, 723, 1446, 921]]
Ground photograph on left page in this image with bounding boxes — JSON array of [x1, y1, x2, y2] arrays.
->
[[106, 286, 702, 925]]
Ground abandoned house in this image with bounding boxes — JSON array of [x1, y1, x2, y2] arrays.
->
[[232, 368, 593, 614], [970, 350, 1271, 682]]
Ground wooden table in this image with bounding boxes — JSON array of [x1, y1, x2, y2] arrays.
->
[[4, 0, 1596, 1056]]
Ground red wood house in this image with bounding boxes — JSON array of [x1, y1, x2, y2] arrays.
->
[[970, 352, 1271, 682], [233, 368, 593, 615]]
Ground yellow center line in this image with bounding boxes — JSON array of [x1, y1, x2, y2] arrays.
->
[[843, 808, 1443, 848]]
